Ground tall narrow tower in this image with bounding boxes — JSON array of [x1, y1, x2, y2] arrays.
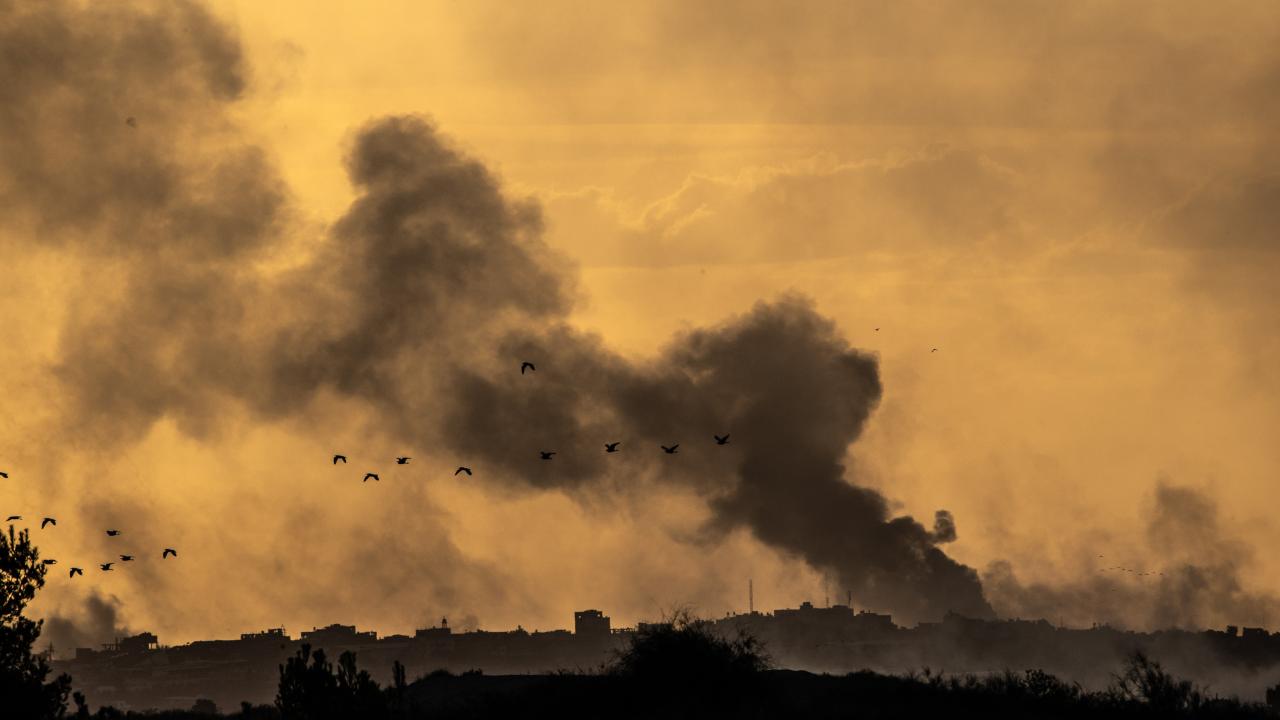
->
[[749, 579, 754, 614]]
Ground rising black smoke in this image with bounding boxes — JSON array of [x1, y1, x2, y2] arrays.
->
[[0, 0, 994, 624]]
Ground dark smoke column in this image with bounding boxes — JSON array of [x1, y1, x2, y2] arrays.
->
[[322, 118, 995, 622], [677, 299, 994, 621]]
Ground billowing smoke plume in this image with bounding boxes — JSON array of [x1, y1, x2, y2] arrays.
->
[[41, 594, 131, 659], [985, 481, 1280, 630], [0, 0, 989, 625]]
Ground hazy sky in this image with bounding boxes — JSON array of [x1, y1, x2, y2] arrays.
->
[[2, 0, 1278, 650]]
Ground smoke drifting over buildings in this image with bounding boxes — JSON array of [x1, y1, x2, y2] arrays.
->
[[0, 0, 990, 631], [3, 0, 1278, 647]]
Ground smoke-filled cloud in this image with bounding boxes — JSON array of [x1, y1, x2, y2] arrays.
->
[[985, 481, 1280, 631], [0, 0, 989, 640], [5, 0, 1280, 647], [41, 594, 132, 656]]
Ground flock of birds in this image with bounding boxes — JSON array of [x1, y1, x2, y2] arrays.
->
[[3, 349, 935, 583], [1096, 555, 1165, 579], [335, 361, 734, 484], [0, 507, 178, 579]]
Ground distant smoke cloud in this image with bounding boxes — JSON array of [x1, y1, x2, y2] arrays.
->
[[985, 481, 1280, 631], [42, 594, 131, 659]]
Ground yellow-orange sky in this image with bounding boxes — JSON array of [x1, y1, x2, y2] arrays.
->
[[2, 0, 1278, 648]]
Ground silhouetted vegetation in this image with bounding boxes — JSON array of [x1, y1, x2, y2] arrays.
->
[[0, 525, 73, 719], [275, 644, 394, 719], [8, 571, 1280, 720], [57, 625, 1280, 719]]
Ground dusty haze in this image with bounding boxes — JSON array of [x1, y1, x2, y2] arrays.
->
[[1, 0, 1278, 652]]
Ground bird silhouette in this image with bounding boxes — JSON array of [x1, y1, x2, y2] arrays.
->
[[714, 434, 730, 445], [396, 457, 411, 464], [605, 442, 620, 453], [363, 473, 380, 482], [874, 328, 880, 332], [0, 471, 7, 478], [5, 515, 20, 522], [100, 563, 114, 571], [540, 451, 555, 460], [41, 517, 55, 529], [162, 548, 177, 559], [106, 530, 121, 537], [42, 559, 57, 565], [931, 348, 938, 353], [333, 454, 347, 464], [69, 567, 83, 578], [119, 555, 134, 562], [455, 467, 472, 476], [661, 444, 679, 454], [521, 361, 536, 374], [125, 116, 137, 128]]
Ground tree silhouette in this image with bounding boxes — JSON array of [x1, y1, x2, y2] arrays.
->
[[277, 643, 389, 720], [0, 524, 73, 718]]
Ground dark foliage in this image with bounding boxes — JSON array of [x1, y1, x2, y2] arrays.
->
[[45, 617, 1280, 719], [275, 644, 389, 720], [0, 524, 73, 719]]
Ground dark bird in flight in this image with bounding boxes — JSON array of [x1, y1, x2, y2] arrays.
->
[[100, 563, 114, 571], [333, 454, 347, 464], [455, 467, 472, 476], [396, 457, 411, 464], [521, 362, 536, 374], [605, 442, 620, 453], [661, 444, 679, 454], [0, 471, 7, 478], [106, 530, 121, 537], [41, 517, 55, 529], [42, 559, 57, 565], [714, 434, 730, 445], [119, 555, 134, 562], [363, 473, 380, 482], [5, 515, 20, 522], [125, 116, 137, 128], [69, 567, 83, 578], [875, 328, 880, 331], [540, 451, 555, 460], [163, 548, 177, 559], [931, 348, 938, 353]]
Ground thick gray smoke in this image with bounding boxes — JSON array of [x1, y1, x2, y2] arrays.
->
[[985, 482, 1280, 631], [1, 0, 992, 625], [42, 594, 131, 658]]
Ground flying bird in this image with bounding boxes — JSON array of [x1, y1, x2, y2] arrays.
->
[[163, 548, 177, 559], [42, 559, 57, 565], [539, 451, 555, 460], [41, 517, 55, 529], [106, 530, 121, 537], [363, 473, 380, 482], [931, 348, 938, 353], [396, 457, 411, 464], [714, 434, 730, 445], [333, 454, 347, 464], [874, 328, 880, 332], [521, 361, 536, 374], [661, 444, 679, 454], [0, 471, 7, 478], [125, 116, 137, 128], [119, 555, 134, 562], [69, 567, 83, 578], [605, 442, 620, 453], [5, 515, 20, 522], [454, 467, 472, 476], [100, 563, 114, 571]]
